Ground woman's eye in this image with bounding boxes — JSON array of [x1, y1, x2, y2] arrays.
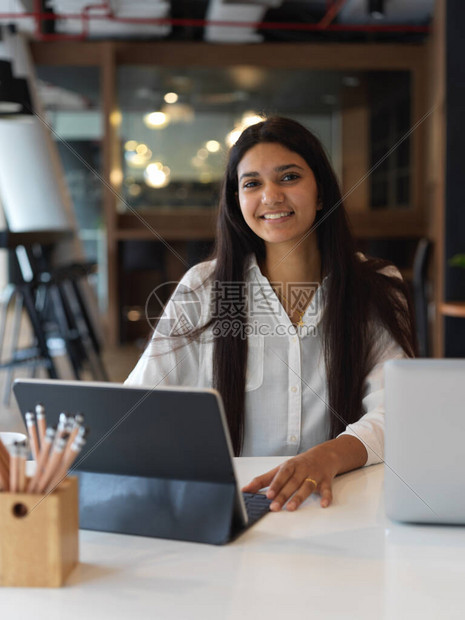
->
[[282, 173, 299, 182], [243, 180, 259, 189]]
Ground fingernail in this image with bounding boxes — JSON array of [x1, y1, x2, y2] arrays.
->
[[267, 489, 275, 500], [270, 501, 280, 511], [287, 502, 296, 511]]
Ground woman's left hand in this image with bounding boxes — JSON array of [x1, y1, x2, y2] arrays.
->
[[241, 436, 367, 511]]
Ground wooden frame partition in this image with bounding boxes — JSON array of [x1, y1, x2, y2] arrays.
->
[[30, 40, 428, 345], [426, 0, 446, 357]]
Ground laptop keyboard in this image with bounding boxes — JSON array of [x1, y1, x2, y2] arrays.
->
[[242, 492, 272, 525]]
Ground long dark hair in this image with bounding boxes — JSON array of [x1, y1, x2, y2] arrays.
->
[[187, 117, 416, 455]]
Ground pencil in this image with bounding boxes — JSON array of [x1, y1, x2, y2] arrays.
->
[[0, 450, 8, 491], [17, 443, 27, 493], [56, 412, 67, 432], [35, 403, 47, 447], [0, 452, 9, 488], [9, 443, 19, 493], [64, 417, 75, 438], [25, 411, 40, 461], [0, 435, 10, 471], [62, 414, 84, 462], [45, 436, 86, 494], [36, 437, 68, 494], [53, 413, 70, 448], [27, 427, 56, 493]]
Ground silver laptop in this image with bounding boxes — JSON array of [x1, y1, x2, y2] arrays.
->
[[385, 359, 465, 524]]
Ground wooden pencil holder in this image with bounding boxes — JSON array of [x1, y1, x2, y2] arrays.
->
[[0, 476, 79, 587]]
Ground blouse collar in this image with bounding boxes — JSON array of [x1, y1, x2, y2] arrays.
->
[[245, 254, 328, 327]]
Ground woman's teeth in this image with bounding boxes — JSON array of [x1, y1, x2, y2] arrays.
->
[[262, 212, 293, 220]]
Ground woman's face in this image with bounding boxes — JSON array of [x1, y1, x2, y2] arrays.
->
[[236, 142, 322, 249]]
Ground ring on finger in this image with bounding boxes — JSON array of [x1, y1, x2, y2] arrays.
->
[[304, 477, 317, 487]]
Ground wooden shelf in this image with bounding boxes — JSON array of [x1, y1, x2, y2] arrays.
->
[[440, 302, 465, 318], [348, 211, 427, 239], [116, 210, 217, 241]]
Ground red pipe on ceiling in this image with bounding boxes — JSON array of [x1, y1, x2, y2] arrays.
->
[[81, 3, 113, 39], [319, 0, 348, 29], [0, 11, 431, 42]]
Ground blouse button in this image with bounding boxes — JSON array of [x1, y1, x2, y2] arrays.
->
[[290, 385, 298, 393]]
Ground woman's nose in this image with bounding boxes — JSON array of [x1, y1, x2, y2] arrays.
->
[[262, 183, 284, 205]]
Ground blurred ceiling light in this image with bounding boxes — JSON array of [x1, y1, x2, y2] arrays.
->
[[144, 162, 170, 188], [241, 112, 264, 127], [197, 148, 208, 160], [125, 148, 152, 168], [127, 309, 142, 321], [230, 67, 266, 90], [110, 168, 123, 185], [206, 140, 221, 153], [161, 102, 194, 123], [226, 112, 264, 148], [226, 128, 242, 148], [136, 143, 149, 155], [164, 92, 178, 104], [144, 111, 169, 129], [191, 156, 202, 169], [128, 184, 142, 197], [200, 171, 213, 184], [124, 140, 138, 151], [110, 110, 122, 127]]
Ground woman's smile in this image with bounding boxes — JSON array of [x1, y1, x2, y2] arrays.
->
[[260, 210, 295, 222]]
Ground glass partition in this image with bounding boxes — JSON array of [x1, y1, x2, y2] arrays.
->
[[116, 65, 411, 213], [116, 66, 343, 212], [35, 66, 106, 308]]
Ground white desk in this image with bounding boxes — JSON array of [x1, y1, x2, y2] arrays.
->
[[3, 458, 465, 619]]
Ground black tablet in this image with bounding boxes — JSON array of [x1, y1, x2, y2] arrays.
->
[[13, 379, 270, 544]]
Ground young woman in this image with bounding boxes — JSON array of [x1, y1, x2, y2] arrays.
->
[[126, 117, 416, 512]]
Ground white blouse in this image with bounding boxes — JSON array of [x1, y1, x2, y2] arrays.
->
[[125, 256, 406, 465]]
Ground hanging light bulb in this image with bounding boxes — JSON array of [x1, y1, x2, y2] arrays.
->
[[124, 140, 138, 151], [241, 112, 264, 128], [164, 92, 178, 104], [206, 140, 221, 153], [225, 112, 264, 148], [144, 162, 171, 188], [143, 111, 170, 129], [226, 127, 243, 148]]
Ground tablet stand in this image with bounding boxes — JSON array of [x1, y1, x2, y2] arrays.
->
[[77, 471, 238, 545]]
